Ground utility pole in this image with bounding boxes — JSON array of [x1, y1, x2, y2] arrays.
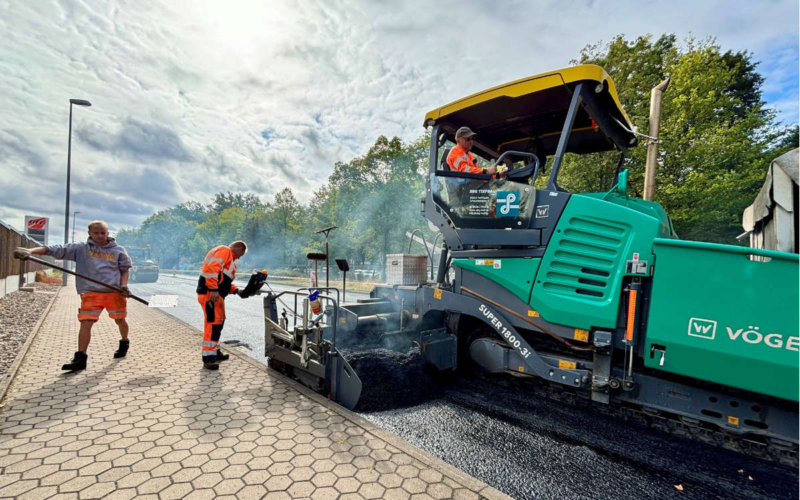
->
[[643, 78, 670, 201]]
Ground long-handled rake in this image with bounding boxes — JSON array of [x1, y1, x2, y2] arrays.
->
[[24, 255, 178, 307]]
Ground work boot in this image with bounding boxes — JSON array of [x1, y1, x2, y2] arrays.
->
[[114, 340, 130, 359], [203, 361, 219, 371], [216, 350, 229, 362], [62, 351, 87, 371]]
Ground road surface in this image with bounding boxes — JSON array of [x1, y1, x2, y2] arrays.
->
[[129, 273, 368, 364]]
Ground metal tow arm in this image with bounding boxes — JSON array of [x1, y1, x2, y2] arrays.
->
[[424, 286, 588, 387]]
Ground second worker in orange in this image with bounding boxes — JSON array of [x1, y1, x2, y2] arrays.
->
[[196, 241, 248, 370]]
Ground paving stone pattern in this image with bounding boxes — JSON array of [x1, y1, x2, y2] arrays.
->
[[0, 284, 501, 500]]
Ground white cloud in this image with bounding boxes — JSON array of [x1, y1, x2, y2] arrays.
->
[[0, 0, 797, 242]]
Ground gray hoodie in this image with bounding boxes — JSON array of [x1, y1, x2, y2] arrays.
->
[[44, 237, 132, 294]]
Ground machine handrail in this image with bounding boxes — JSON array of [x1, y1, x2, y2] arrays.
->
[[407, 229, 434, 279], [269, 290, 341, 350], [296, 286, 340, 304]]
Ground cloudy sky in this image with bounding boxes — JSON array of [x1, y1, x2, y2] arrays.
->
[[1, 0, 797, 243]]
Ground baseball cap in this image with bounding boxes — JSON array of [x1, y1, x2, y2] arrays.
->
[[455, 126, 477, 140]]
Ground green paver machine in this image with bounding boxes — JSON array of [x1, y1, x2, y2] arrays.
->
[[263, 65, 799, 464]]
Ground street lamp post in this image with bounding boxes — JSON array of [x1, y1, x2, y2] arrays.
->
[[71, 211, 81, 243], [63, 99, 91, 286], [316, 226, 338, 288]]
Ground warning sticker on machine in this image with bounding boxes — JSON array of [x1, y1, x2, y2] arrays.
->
[[528, 310, 540, 317], [574, 329, 589, 342], [558, 360, 576, 370]]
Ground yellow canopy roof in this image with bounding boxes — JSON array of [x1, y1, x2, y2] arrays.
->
[[424, 65, 637, 156]]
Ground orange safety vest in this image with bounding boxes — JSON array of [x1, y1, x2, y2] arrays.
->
[[196, 246, 238, 297], [447, 144, 482, 174]]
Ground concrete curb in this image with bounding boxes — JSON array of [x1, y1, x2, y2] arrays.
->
[[148, 302, 514, 500], [0, 285, 61, 407]]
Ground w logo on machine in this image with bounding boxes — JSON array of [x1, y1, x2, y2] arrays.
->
[[497, 192, 519, 217], [688, 318, 717, 339]]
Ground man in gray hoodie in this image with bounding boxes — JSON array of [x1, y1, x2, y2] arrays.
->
[[15, 220, 133, 371]]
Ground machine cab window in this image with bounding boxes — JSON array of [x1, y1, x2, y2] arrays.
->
[[431, 134, 541, 230]]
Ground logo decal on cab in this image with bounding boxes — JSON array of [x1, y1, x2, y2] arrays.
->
[[688, 318, 717, 339]]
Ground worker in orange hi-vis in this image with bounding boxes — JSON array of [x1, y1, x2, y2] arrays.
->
[[196, 241, 247, 370], [447, 126, 507, 177]]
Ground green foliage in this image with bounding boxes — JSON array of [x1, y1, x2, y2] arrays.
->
[[139, 212, 196, 267], [303, 134, 433, 276], [218, 207, 245, 243], [186, 233, 209, 262], [211, 192, 263, 215], [560, 35, 797, 242]]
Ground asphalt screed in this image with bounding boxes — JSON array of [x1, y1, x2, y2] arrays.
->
[[342, 346, 438, 412]]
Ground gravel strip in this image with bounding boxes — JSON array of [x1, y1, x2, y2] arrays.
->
[[0, 283, 58, 376], [358, 357, 798, 500]]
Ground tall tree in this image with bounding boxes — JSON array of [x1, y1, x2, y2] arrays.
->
[[322, 135, 431, 277], [261, 188, 306, 267], [558, 35, 795, 242], [170, 201, 207, 223], [139, 211, 196, 268], [210, 192, 263, 215]]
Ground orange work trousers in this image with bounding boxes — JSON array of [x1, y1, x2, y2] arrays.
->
[[198, 293, 225, 362], [79, 292, 127, 322]]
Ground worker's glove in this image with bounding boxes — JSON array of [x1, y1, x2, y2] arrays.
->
[[119, 286, 132, 298], [232, 289, 241, 297], [13, 248, 31, 260]]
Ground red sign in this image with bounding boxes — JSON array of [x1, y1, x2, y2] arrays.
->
[[27, 218, 47, 230], [24, 216, 49, 245]]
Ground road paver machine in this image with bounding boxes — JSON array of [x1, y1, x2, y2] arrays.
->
[[263, 65, 799, 464]]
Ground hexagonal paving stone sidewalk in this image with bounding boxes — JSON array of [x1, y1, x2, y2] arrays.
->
[[0, 281, 510, 500]]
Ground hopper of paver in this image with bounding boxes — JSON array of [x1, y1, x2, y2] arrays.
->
[[263, 288, 364, 409], [263, 284, 432, 410]]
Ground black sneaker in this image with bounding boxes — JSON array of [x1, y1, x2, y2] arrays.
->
[[62, 351, 87, 371], [203, 361, 219, 371], [114, 340, 130, 359], [216, 350, 230, 362]]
